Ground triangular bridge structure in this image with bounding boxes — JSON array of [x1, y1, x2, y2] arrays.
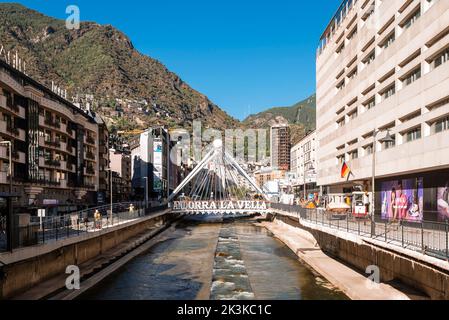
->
[[168, 140, 270, 215]]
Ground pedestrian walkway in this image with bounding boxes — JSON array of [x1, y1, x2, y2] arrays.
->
[[261, 220, 411, 300]]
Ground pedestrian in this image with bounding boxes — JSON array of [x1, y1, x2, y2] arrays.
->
[[94, 209, 101, 229]]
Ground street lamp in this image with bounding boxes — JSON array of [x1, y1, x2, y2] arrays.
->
[[0, 141, 12, 195], [142, 177, 149, 209], [371, 129, 395, 236]]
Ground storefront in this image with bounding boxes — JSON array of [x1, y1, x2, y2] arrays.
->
[[375, 168, 449, 222]]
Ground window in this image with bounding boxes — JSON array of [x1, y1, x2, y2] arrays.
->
[[433, 48, 449, 69], [337, 154, 345, 164], [364, 97, 376, 110], [350, 149, 358, 160], [364, 51, 376, 66], [403, 68, 421, 86], [382, 32, 395, 50], [337, 118, 345, 128], [364, 144, 373, 156], [405, 127, 422, 142], [336, 80, 345, 91], [403, 8, 421, 29], [383, 85, 396, 100], [349, 110, 358, 120], [435, 116, 449, 133], [348, 67, 358, 80]]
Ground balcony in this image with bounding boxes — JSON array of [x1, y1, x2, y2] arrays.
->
[[0, 171, 7, 184], [44, 118, 61, 129], [60, 179, 67, 189], [85, 166, 95, 175], [44, 139, 62, 149], [85, 151, 95, 160], [66, 125, 74, 136], [6, 125, 20, 137], [44, 159, 61, 168], [86, 136, 95, 145]]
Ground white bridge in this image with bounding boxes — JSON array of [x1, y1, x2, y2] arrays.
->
[[168, 140, 270, 215]]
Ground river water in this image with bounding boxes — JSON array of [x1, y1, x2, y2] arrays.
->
[[81, 217, 347, 300]]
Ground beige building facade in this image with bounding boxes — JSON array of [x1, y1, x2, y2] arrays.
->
[[316, 0, 449, 221], [0, 59, 107, 214]]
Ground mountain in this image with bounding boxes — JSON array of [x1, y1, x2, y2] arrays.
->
[[0, 3, 238, 132], [242, 94, 316, 145]]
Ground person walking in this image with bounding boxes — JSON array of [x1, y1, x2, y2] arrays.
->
[[94, 209, 101, 229]]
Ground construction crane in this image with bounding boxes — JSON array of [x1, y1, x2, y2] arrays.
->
[[116, 129, 146, 136]]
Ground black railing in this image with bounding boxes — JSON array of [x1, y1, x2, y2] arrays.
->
[[271, 203, 449, 261], [86, 151, 95, 160], [86, 136, 95, 145], [1, 203, 168, 252], [44, 159, 61, 167], [6, 126, 19, 136]]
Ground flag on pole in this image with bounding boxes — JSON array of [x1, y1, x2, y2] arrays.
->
[[341, 161, 351, 180]]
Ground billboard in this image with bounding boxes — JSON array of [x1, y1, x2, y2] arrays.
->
[[380, 178, 423, 222], [437, 183, 449, 221], [153, 140, 163, 192]]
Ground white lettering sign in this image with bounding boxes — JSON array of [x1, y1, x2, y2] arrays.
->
[[172, 201, 268, 212]]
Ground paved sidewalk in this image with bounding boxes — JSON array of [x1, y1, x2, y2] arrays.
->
[[260, 220, 411, 300]]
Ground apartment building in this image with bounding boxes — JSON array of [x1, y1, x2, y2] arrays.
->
[[290, 131, 318, 197], [316, 0, 449, 221], [131, 127, 171, 202], [270, 124, 291, 171], [109, 148, 131, 202], [254, 167, 286, 189], [0, 59, 107, 215]]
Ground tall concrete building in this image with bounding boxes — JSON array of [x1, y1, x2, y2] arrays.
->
[[130, 127, 171, 202], [270, 124, 291, 171], [316, 0, 449, 221], [0, 59, 108, 215], [290, 131, 317, 197]]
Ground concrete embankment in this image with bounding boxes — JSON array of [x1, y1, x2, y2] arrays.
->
[[266, 211, 449, 300], [0, 210, 175, 299]]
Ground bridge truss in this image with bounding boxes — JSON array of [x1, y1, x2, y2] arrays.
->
[[168, 140, 270, 215]]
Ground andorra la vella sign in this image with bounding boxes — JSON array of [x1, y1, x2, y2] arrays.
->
[[171, 200, 270, 214]]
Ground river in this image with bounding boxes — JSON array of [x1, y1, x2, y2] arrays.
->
[[80, 216, 347, 300]]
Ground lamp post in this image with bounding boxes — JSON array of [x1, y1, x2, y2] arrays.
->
[[142, 177, 149, 209], [371, 129, 395, 237]]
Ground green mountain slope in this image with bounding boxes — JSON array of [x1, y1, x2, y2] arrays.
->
[[0, 3, 238, 131], [242, 94, 316, 144]]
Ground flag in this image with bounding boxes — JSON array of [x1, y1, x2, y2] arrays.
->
[[341, 161, 351, 179]]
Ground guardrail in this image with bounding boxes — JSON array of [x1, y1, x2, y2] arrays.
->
[[271, 203, 449, 261], [1, 202, 168, 252]]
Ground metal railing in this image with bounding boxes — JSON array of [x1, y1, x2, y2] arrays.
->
[[271, 203, 449, 261], [1, 202, 168, 252]]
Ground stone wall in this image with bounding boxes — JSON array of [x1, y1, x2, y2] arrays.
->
[[0, 211, 173, 299]]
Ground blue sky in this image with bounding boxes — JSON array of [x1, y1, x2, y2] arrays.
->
[[5, 0, 341, 120]]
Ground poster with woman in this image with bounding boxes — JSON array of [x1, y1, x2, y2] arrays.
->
[[381, 178, 423, 222], [437, 183, 449, 221]]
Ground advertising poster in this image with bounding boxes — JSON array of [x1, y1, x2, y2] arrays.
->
[[437, 183, 449, 221], [153, 140, 163, 192], [380, 178, 424, 222]]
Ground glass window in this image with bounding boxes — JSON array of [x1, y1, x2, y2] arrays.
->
[[405, 128, 422, 142], [435, 116, 449, 133]]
